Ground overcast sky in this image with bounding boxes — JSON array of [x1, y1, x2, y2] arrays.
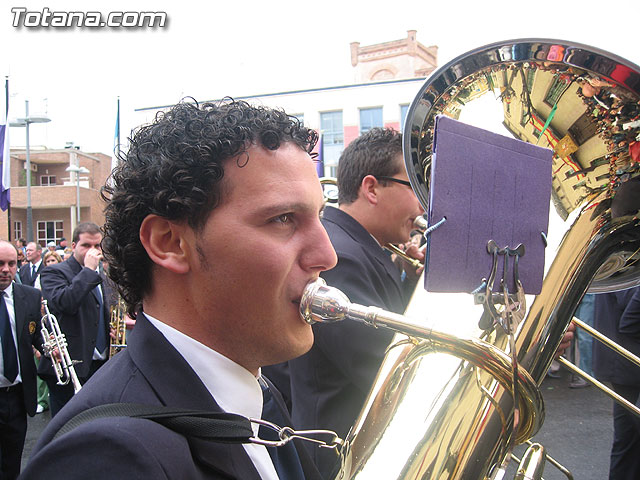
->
[[3, 0, 639, 157]]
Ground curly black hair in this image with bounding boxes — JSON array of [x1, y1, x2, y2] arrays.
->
[[337, 127, 403, 204], [101, 98, 318, 317]]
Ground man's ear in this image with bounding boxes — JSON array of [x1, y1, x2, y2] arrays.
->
[[139, 215, 190, 274], [361, 175, 380, 205]]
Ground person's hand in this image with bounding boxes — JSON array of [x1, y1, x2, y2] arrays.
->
[[125, 315, 136, 330], [555, 321, 576, 359], [84, 248, 103, 270], [401, 243, 425, 281]]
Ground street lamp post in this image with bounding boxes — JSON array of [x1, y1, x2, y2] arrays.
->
[[10, 100, 51, 242], [65, 164, 89, 230]]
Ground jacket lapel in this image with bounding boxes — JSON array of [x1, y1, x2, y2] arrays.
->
[[12, 284, 28, 343], [128, 315, 262, 479]]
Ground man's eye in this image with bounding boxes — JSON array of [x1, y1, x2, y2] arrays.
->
[[274, 213, 292, 224]]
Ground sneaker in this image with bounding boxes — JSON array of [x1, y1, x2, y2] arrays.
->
[[36, 404, 45, 414], [569, 376, 590, 389]]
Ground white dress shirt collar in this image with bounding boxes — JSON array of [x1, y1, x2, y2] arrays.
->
[[143, 312, 279, 479]]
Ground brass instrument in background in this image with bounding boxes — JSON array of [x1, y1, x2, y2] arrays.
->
[[109, 297, 127, 357], [306, 39, 640, 479], [40, 300, 82, 393]]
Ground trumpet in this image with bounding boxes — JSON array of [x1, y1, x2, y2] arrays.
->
[[40, 300, 82, 393], [383, 216, 427, 269], [109, 297, 127, 357]]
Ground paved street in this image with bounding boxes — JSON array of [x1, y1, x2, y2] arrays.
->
[[22, 368, 614, 478]]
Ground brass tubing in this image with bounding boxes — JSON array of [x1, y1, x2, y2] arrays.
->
[[524, 440, 574, 480], [384, 243, 423, 269], [556, 357, 640, 417], [513, 443, 545, 480], [572, 317, 640, 369], [300, 278, 544, 443]]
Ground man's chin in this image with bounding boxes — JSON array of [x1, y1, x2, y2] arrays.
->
[[277, 330, 314, 363]]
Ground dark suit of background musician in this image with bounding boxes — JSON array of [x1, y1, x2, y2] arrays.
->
[[0, 242, 42, 480], [593, 286, 640, 480], [38, 224, 112, 417], [287, 128, 424, 478], [17, 242, 43, 288]]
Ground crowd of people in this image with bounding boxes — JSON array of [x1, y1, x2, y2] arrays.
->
[[0, 99, 634, 479], [0, 222, 117, 479]]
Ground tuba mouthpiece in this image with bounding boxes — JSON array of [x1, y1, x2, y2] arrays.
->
[[300, 278, 352, 325]]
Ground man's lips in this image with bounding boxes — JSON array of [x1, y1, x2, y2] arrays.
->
[[291, 278, 318, 306]]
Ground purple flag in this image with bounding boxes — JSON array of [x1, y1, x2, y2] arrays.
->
[[0, 122, 10, 212], [315, 134, 324, 177]]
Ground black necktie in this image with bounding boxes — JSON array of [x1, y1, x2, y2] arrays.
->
[[0, 293, 18, 382], [31, 264, 36, 281], [94, 285, 107, 353], [259, 381, 305, 480]]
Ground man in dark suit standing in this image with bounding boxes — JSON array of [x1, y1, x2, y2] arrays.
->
[[38, 222, 112, 417], [17, 242, 43, 287], [22, 99, 337, 479], [287, 127, 425, 478], [0, 241, 42, 479], [593, 286, 640, 480]]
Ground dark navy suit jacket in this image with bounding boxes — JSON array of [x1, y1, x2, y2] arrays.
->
[[593, 286, 640, 386], [38, 255, 112, 379], [287, 206, 415, 477], [18, 261, 43, 287], [22, 314, 322, 479], [11, 283, 43, 416]]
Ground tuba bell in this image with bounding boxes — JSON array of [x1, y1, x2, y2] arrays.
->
[[305, 39, 640, 479]]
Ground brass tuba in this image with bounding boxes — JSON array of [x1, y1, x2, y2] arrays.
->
[[305, 39, 640, 479]]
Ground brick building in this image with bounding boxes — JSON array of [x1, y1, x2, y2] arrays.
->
[[0, 147, 111, 245], [350, 30, 437, 83]]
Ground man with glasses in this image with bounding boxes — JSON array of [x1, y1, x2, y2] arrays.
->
[[286, 127, 424, 478]]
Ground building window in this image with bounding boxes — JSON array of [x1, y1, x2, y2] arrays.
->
[[400, 105, 410, 132], [359, 107, 383, 134], [14, 221, 22, 241], [37, 221, 64, 246], [568, 112, 598, 146], [40, 175, 57, 186], [320, 111, 344, 174], [526, 69, 536, 93], [520, 107, 529, 127], [544, 77, 567, 106]]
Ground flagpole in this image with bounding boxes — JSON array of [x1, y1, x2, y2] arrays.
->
[[116, 96, 121, 160], [4, 77, 10, 242]]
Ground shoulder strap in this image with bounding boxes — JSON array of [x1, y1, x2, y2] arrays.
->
[[54, 403, 254, 444]]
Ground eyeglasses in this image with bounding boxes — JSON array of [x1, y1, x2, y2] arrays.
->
[[374, 176, 412, 188]]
